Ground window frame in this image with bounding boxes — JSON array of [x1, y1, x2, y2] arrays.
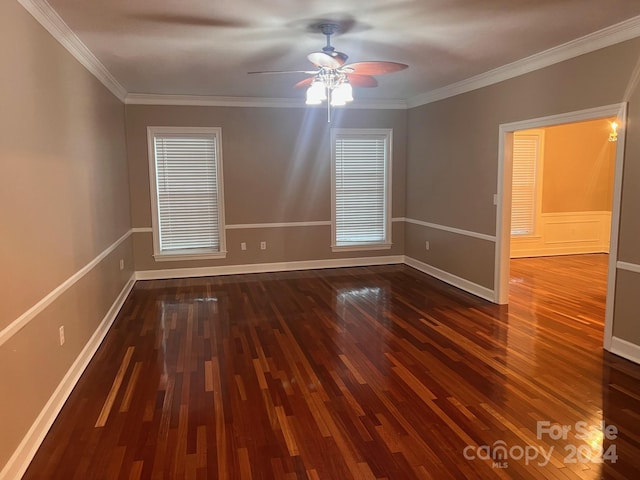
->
[[331, 128, 393, 252], [147, 126, 227, 261]]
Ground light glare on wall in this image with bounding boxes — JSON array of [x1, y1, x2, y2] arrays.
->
[[609, 121, 618, 142]]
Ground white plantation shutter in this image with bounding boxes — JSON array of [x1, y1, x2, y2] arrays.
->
[[333, 130, 391, 247], [150, 128, 225, 256], [511, 135, 539, 236]]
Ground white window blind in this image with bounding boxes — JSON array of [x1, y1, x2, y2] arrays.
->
[[511, 135, 539, 236], [333, 130, 391, 248], [150, 128, 225, 258]]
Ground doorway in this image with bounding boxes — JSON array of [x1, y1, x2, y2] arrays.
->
[[494, 103, 627, 351]]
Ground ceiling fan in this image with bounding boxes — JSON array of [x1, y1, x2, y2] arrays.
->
[[248, 23, 408, 120]]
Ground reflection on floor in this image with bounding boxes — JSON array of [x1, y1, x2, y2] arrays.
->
[[510, 253, 609, 329], [23, 258, 640, 479]]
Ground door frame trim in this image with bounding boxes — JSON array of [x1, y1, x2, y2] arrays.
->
[[494, 103, 628, 351]]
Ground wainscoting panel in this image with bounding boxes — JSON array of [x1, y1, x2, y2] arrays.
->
[[511, 211, 611, 258]]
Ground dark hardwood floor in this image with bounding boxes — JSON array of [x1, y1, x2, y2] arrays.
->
[[23, 255, 640, 479]]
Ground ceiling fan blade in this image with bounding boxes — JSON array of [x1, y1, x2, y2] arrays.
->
[[344, 61, 408, 75], [293, 77, 314, 88], [131, 13, 249, 29], [346, 74, 378, 88], [248, 70, 317, 75], [307, 52, 343, 69]]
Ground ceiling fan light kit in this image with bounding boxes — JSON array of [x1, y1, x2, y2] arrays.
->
[[305, 72, 354, 106], [249, 22, 408, 121]]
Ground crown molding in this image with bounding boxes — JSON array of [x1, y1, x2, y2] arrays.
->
[[407, 15, 640, 108], [17, 0, 127, 101], [125, 93, 407, 110], [125, 94, 301, 108], [15, 1, 640, 110]]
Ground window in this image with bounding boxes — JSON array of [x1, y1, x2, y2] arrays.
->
[[511, 133, 542, 236], [331, 129, 392, 251], [147, 127, 226, 260]]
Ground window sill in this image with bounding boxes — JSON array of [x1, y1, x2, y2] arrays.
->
[[331, 243, 392, 253], [153, 251, 228, 262]]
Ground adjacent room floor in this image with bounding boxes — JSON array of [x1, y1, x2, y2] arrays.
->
[[23, 255, 640, 479]]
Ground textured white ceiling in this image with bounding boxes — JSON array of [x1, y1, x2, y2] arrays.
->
[[46, 0, 640, 100]]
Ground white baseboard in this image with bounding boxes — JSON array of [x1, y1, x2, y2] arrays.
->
[[0, 275, 136, 480], [609, 336, 640, 365], [404, 256, 495, 302], [139, 255, 497, 304], [135, 255, 405, 280], [511, 248, 610, 258]]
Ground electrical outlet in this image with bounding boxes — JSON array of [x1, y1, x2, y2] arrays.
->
[[260, 241, 267, 250], [119, 259, 124, 270], [59, 326, 65, 346], [493, 194, 498, 205], [241, 242, 247, 251], [425, 241, 430, 250]]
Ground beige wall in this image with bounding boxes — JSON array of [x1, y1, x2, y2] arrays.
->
[[614, 269, 640, 343], [0, 1, 132, 473], [541, 118, 616, 213], [125, 105, 406, 271], [405, 223, 495, 288], [406, 38, 640, 343]]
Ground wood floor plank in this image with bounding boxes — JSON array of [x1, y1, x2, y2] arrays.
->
[[22, 255, 640, 479], [95, 346, 135, 427]]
